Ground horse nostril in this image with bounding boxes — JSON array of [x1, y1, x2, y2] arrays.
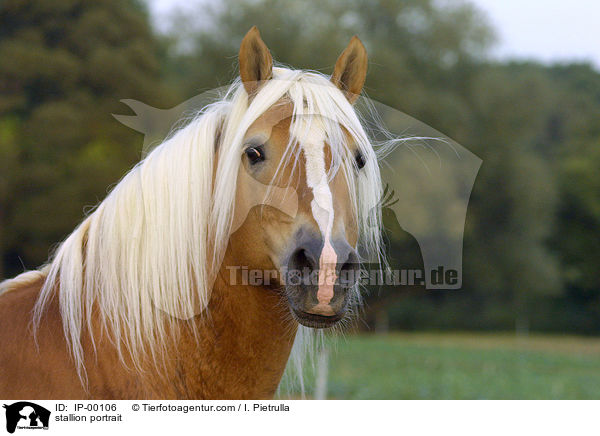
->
[[288, 248, 317, 272], [338, 248, 359, 288]]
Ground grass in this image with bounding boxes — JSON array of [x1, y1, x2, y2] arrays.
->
[[281, 332, 600, 399]]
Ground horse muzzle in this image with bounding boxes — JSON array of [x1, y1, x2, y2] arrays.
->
[[283, 229, 359, 329]]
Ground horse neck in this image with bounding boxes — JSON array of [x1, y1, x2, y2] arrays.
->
[[168, 251, 298, 399]]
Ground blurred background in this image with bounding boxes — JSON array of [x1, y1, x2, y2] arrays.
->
[[1, 0, 599, 398]]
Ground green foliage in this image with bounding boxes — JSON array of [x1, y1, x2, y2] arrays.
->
[[555, 136, 600, 294], [0, 0, 172, 276], [162, 0, 600, 332], [1, 0, 599, 334]]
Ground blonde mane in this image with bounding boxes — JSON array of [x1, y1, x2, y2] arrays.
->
[[3, 67, 385, 383]]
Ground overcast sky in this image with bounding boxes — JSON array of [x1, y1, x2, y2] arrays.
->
[[148, 0, 600, 70], [470, 0, 600, 68]]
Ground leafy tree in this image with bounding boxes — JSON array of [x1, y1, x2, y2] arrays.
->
[[0, 0, 171, 277], [160, 0, 600, 333], [3, 0, 600, 334]]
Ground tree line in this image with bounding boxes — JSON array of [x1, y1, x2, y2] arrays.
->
[[1, 0, 599, 333]]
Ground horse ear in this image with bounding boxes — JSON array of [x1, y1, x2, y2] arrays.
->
[[239, 26, 273, 97], [331, 36, 368, 104]]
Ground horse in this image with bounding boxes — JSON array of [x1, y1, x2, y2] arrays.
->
[[0, 26, 384, 399]]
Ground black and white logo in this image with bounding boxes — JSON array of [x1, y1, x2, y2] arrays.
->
[[3, 402, 50, 433]]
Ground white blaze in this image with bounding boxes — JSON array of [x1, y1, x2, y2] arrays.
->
[[296, 119, 337, 308]]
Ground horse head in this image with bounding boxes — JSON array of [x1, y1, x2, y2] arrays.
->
[[224, 27, 377, 328]]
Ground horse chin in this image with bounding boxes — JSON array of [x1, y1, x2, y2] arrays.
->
[[289, 307, 345, 329]]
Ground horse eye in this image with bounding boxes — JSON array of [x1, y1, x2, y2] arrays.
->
[[244, 145, 265, 164], [355, 151, 366, 170]]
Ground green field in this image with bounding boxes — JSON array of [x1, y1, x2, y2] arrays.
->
[[283, 332, 600, 399]]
